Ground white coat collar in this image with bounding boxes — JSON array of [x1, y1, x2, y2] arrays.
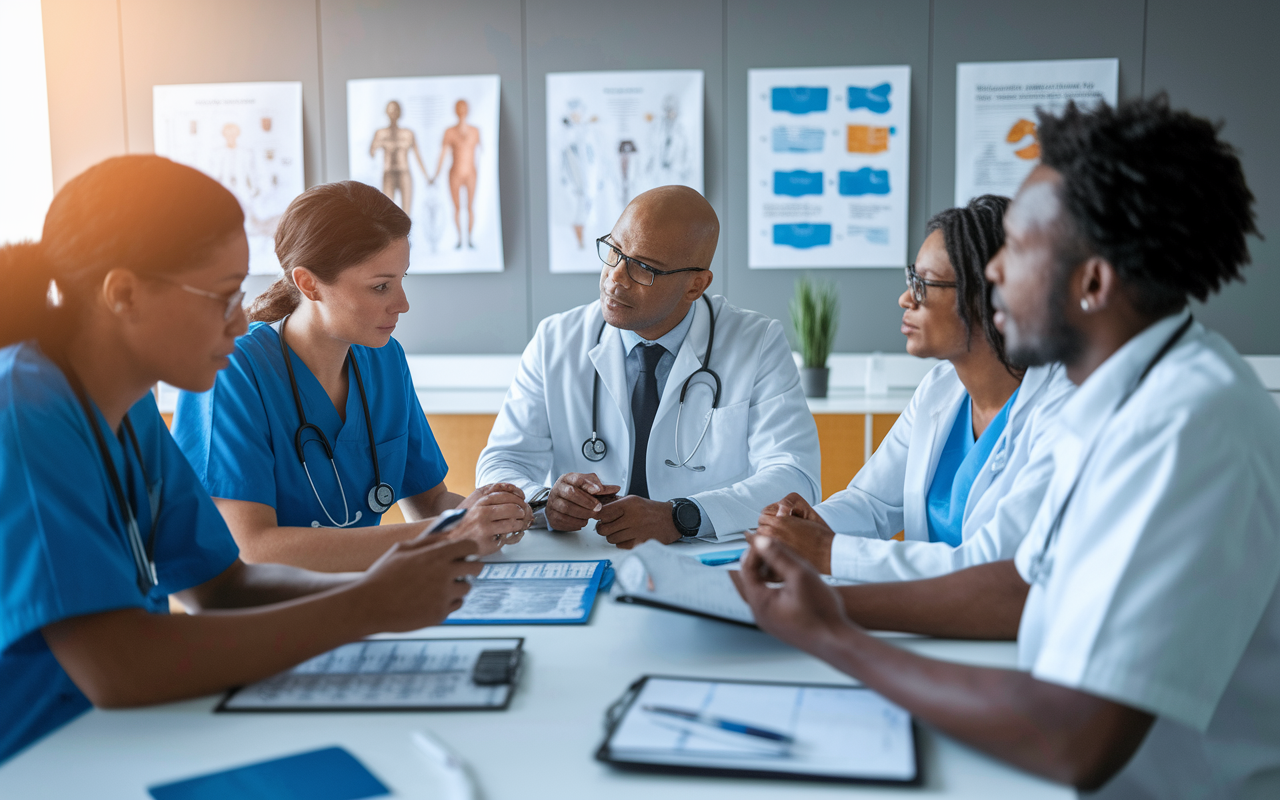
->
[[660, 297, 715, 411], [1056, 310, 1195, 445], [587, 312, 631, 439]]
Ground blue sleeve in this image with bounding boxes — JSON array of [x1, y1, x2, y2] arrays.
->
[[0, 380, 141, 652], [172, 343, 277, 508], [136, 397, 240, 595], [396, 342, 448, 498]]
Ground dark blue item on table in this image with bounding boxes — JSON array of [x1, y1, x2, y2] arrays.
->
[[148, 746, 388, 800]]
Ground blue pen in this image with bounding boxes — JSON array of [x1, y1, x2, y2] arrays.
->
[[642, 705, 795, 744], [699, 548, 746, 566]]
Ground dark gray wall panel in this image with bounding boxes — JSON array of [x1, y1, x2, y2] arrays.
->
[[1145, 0, 1280, 353], [523, 0, 726, 330], [726, 0, 931, 355], [318, 0, 529, 353]]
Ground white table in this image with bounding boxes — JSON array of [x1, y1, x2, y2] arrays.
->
[[0, 530, 1071, 799]]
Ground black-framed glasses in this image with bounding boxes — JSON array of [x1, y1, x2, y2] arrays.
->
[[904, 263, 957, 305], [596, 235, 708, 287], [147, 274, 246, 321]]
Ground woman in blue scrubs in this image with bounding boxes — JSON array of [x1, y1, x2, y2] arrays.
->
[[0, 156, 483, 763], [758, 195, 1075, 581], [172, 181, 532, 572]]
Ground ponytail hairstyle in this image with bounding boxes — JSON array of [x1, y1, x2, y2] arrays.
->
[[249, 181, 412, 323], [0, 155, 244, 350], [925, 194, 1020, 374]]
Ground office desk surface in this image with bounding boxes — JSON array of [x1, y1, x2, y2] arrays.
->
[[0, 530, 1070, 799]]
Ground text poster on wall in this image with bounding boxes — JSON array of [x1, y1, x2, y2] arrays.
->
[[955, 58, 1118, 206], [748, 66, 911, 269], [348, 74, 503, 273], [153, 82, 304, 276], [546, 70, 704, 274]]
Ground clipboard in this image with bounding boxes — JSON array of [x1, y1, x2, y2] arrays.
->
[[596, 675, 922, 786], [444, 560, 613, 625], [216, 638, 523, 713]]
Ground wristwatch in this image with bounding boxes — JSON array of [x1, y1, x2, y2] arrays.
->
[[671, 498, 701, 538]]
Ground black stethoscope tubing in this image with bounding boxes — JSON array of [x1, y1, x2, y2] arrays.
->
[[67, 371, 161, 596], [1028, 314, 1195, 585], [279, 315, 395, 519], [582, 294, 722, 465]]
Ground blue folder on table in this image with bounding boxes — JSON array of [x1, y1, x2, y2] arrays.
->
[[148, 747, 388, 800], [444, 559, 613, 625]]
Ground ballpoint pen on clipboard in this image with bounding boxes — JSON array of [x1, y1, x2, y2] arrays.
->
[[641, 705, 795, 744]]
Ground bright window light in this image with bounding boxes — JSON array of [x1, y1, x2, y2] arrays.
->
[[0, 0, 55, 245]]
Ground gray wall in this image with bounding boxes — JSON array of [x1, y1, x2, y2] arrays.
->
[[41, 0, 1280, 353]]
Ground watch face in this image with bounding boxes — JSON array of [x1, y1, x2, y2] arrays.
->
[[675, 500, 700, 533]]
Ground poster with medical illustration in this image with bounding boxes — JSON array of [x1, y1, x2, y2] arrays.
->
[[546, 70, 704, 274], [748, 66, 911, 269], [347, 74, 503, 273], [153, 82, 304, 275], [955, 58, 1118, 206]]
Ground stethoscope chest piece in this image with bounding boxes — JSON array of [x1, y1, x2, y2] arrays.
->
[[369, 482, 396, 514], [582, 436, 608, 462]]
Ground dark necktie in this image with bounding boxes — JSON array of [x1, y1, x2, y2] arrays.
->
[[629, 344, 665, 499]]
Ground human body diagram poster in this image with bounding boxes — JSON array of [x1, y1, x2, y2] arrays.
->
[[748, 66, 910, 269], [546, 70, 704, 274], [954, 59, 1118, 206], [153, 82, 304, 275], [347, 74, 503, 273]]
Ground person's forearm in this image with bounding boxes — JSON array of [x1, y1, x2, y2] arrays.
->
[[400, 491, 464, 523], [236, 521, 429, 572], [177, 561, 357, 611], [812, 625, 1152, 789], [836, 560, 1028, 639], [43, 584, 375, 709]]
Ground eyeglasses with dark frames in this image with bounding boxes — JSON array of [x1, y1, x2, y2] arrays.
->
[[596, 235, 708, 287], [904, 263, 958, 305]]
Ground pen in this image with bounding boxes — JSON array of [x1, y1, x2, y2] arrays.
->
[[411, 730, 480, 800], [699, 548, 746, 566], [642, 705, 795, 744]]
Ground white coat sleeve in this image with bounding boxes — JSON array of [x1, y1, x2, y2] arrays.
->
[[689, 320, 821, 540], [829, 402, 1061, 582], [474, 321, 555, 498], [814, 390, 917, 539]]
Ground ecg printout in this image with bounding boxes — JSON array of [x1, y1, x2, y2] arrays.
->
[[220, 638, 520, 711], [608, 677, 916, 781], [446, 561, 603, 622]]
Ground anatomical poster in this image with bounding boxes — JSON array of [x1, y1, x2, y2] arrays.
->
[[955, 58, 1118, 206], [748, 65, 911, 269], [546, 70, 704, 274], [348, 74, 503, 273], [153, 81, 304, 275]]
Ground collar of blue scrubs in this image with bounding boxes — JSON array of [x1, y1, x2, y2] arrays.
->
[[618, 301, 697, 357], [1055, 308, 1195, 445]]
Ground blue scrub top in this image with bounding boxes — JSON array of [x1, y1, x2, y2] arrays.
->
[[172, 321, 448, 528], [0, 342, 240, 764], [925, 388, 1019, 547]]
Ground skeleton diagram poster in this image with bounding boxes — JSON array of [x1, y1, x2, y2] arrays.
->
[[955, 59, 1118, 206], [748, 65, 911, 269], [347, 74, 503, 273], [546, 70, 704, 274], [153, 82, 304, 275]]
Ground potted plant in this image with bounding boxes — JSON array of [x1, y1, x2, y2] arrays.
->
[[789, 276, 838, 398]]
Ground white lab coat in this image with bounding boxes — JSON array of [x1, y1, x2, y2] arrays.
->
[[477, 295, 821, 540], [1012, 313, 1280, 799], [816, 361, 1075, 582]]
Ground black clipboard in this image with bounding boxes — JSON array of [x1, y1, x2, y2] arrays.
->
[[596, 674, 923, 786], [215, 637, 524, 714], [614, 594, 758, 629]]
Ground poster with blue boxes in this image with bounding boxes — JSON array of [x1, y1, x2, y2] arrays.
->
[[748, 66, 910, 269]]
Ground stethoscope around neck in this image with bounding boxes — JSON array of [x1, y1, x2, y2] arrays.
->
[[582, 294, 722, 472], [278, 315, 395, 528], [1027, 314, 1195, 586]]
